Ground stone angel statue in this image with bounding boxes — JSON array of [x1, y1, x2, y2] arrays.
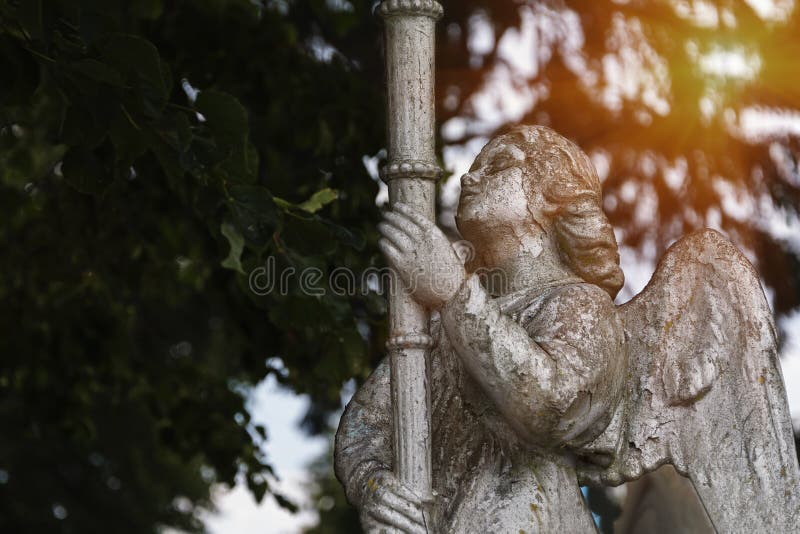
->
[[335, 125, 800, 532]]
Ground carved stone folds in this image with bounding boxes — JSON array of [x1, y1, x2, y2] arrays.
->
[[377, 0, 444, 20]]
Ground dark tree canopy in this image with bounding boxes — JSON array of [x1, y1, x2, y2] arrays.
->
[[0, 1, 798, 533], [1, 0, 388, 531]]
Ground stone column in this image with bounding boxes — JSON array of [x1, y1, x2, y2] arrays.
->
[[377, 0, 443, 510]]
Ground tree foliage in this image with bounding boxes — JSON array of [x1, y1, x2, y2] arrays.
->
[[437, 0, 800, 314], [0, 0, 388, 531]]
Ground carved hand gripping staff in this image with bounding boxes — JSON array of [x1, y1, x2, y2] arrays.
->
[[335, 3, 800, 533]]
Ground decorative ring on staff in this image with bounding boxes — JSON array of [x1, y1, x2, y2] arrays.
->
[[377, 0, 444, 19], [380, 161, 443, 182], [386, 334, 435, 351]]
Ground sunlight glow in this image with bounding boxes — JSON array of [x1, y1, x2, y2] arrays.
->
[[602, 14, 671, 116], [673, 0, 721, 28], [744, 0, 796, 21], [467, 10, 495, 67], [736, 107, 800, 141], [698, 48, 762, 80]]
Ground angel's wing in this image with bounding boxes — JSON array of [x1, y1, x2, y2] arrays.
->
[[613, 229, 799, 532]]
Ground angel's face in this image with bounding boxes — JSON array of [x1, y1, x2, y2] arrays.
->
[[456, 141, 544, 267]]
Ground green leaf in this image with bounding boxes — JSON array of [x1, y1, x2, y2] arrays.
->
[[220, 221, 246, 274], [247, 475, 269, 504], [273, 492, 298, 512], [61, 147, 111, 195], [15, 0, 43, 41], [159, 59, 174, 101], [298, 188, 338, 214], [0, 37, 40, 105], [253, 424, 268, 441], [195, 90, 248, 148], [147, 112, 190, 158], [109, 107, 147, 164], [69, 59, 124, 87], [319, 216, 366, 250], [102, 34, 166, 97], [272, 196, 292, 211], [227, 184, 280, 247], [219, 142, 259, 183], [174, 112, 193, 152], [148, 132, 184, 182], [129, 0, 164, 20]]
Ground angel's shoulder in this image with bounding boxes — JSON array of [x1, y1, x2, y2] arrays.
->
[[527, 282, 615, 320], [521, 282, 622, 338], [547, 282, 614, 307]]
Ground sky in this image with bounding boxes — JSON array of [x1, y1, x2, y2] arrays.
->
[[206, 2, 800, 531], [203, 375, 328, 534]]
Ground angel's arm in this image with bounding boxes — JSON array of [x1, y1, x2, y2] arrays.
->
[[334, 359, 393, 507], [334, 361, 431, 532], [440, 275, 625, 447]]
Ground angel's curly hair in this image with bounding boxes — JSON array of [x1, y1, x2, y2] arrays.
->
[[496, 125, 624, 298]]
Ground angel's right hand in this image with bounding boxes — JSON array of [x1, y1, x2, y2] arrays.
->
[[359, 469, 428, 534]]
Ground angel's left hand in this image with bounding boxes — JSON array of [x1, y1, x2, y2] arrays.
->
[[378, 203, 466, 309]]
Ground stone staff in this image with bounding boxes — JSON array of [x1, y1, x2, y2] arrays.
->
[[377, 0, 443, 513]]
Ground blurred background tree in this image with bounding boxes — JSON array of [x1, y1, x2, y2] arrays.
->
[[0, 0, 798, 533], [1, 0, 388, 531]]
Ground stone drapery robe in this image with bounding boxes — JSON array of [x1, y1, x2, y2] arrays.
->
[[336, 275, 626, 532]]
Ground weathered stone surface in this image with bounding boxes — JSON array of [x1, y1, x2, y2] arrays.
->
[[615, 466, 714, 534], [336, 125, 800, 532], [577, 227, 800, 532]]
